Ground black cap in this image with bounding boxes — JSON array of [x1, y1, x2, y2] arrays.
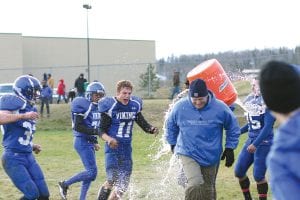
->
[[259, 60, 300, 114], [189, 78, 208, 97]]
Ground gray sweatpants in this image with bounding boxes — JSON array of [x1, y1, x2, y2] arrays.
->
[[179, 155, 218, 200]]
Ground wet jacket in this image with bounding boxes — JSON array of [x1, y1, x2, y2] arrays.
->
[[166, 91, 240, 166]]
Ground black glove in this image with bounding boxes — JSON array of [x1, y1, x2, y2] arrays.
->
[[170, 145, 175, 153], [221, 148, 234, 167]]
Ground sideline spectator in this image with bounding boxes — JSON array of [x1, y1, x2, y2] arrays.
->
[[40, 80, 52, 118], [42, 73, 47, 82], [165, 78, 240, 200], [170, 70, 181, 99], [67, 88, 76, 102], [84, 81, 89, 93], [259, 61, 300, 200], [47, 73, 54, 103], [57, 79, 68, 104], [75, 73, 87, 97]]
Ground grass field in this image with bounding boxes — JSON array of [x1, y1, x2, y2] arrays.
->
[[0, 81, 272, 199]]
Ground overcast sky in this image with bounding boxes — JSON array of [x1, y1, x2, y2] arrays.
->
[[1, 0, 299, 59]]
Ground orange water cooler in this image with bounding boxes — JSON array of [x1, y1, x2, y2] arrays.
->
[[187, 59, 237, 105]]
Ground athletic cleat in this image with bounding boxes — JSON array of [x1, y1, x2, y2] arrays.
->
[[97, 186, 112, 200], [58, 181, 68, 200]]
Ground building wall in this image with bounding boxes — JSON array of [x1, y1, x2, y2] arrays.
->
[[22, 36, 156, 95], [0, 33, 156, 96], [0, 33, 23, 81], [89, 39, 156, 95]]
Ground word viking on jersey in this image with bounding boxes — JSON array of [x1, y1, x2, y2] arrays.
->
[[116, 112, 136, 120]]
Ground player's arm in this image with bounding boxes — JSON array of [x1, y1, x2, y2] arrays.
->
[[0, 110, 38, 125], [240, 124, 249, 134], [252, 110, 276, 147], [73, 114, 101, 135], [135, 112, 159, 135], [99, 113, 118, 148]]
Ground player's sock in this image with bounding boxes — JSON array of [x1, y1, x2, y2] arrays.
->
[[97, 186, 111, 200], [257, 182, 268, 200], [239, 177, 252, 200]]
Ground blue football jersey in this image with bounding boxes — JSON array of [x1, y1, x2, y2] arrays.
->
[[71, 97, 100, 140], [0, 95, 37, 153], [98, 96, 142, 143], [243, 94, 274, 142]]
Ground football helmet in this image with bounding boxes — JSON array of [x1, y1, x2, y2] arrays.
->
[[86, 82, 105, 102], [251, 78, 260, 96], [13, 75, 41, 103]]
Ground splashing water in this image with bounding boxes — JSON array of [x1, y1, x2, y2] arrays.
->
[[124, 74, 256, 199], [122, 90, 189, 199], [121, 91, 187, 199], [124, 153, 185, 199], [235, 97, 248, 113]]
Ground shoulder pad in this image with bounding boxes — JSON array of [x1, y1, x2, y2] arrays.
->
[[98, 97, 116, 112], [0, 95, 26, 111], [131, 96, 143, 107], [71, 97, 90, 113]]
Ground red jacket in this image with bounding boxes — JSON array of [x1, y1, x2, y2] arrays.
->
[[57, 79, 66, 95]]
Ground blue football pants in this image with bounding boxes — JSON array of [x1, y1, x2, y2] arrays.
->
[[105, 143, 132, 193], [234, 138, 271, 182], [2, 151, 49, 200], [65, 137, 98, 200]]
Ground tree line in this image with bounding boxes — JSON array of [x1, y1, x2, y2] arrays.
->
[[157, 46, 300, 80]]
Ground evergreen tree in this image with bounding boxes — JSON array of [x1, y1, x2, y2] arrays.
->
[[139, 64, 160, 96]]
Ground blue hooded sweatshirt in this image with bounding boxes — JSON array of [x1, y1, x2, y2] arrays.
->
[[267, 109, 300, 200], [166, 91, 240, 166]]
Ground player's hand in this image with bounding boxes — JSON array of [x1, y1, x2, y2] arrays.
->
[[94, 144, 100, 151], [150, 126, 159, 137], [107, 138, 118, 149], [33, 144, 42, 154], [221, 148, 234, 167], [247, 144, 256, 153], [23, 112, 39, 120]]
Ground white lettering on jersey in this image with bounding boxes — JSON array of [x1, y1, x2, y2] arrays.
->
[[18, 121, 34, 146], [116, 112, 135, 120], [116, 121, 133, 138], [91, 112, 101, 128]]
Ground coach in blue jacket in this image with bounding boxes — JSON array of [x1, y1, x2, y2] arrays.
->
[[166, 78, 240, 200]]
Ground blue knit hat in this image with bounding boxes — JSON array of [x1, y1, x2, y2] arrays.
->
[[189, 78, 208, 97]]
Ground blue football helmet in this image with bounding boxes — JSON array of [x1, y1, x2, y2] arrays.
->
[[13, 75, 41, 103], [86, 82, 105, 102]]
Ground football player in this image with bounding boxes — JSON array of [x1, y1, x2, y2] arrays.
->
[[97, 80, 159, 200], [0, 75, 50, 200], [58, 82, 105, 200], [234, 79, 275, 200]]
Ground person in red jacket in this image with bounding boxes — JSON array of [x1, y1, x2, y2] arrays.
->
[[57, 79, 68, 104]]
